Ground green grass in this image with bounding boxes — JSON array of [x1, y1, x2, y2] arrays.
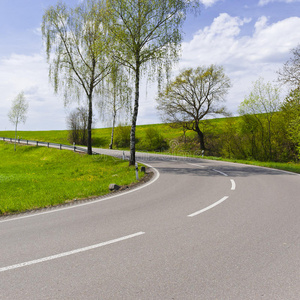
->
[[1, 118, 299, 175], [204, 156, 300, 174], [0, 118, 233, 148], [0, 122, 194, 148], [0, 123, 187, 148], [0, 142, 144, 215], [0, 130, 70, 145]]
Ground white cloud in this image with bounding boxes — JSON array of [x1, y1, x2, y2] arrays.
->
[[200, 0, 223, 8], [0, 53, 112, 131], [181, 13, 251, 67], [2, 13, 300, 130], [0, 53, 67, 131], [180, 14, 300, 113], [254, 16, 268, 33], [258, 0, 300, 6]]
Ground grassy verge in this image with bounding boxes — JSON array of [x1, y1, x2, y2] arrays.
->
[[204, 156, 300, 174], [0, 142, 145, 215], [0, 123, 189, 148], [1, 124, 299, 175]]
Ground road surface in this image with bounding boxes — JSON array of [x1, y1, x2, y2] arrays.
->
[[0, 149, 299, 299]]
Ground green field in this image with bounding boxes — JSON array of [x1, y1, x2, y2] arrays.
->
[[0, 130, 71, 145], [0, 122, 196, 148], [0, 117, 233, 148], [0, 141, 144, 215], [1, 118, 300, 175]]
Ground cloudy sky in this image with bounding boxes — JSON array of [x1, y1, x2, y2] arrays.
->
[[0, 0, 300, 131]]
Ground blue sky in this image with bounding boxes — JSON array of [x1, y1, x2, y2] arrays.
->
[[1, 0, 300, 131]]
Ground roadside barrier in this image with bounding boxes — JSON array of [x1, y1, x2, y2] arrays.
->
[[0, 137, 98, 155]]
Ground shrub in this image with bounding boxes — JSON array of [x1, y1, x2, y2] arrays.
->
[[137, 127, 169, 151], [67, 107, 88, 146], [114, 125, 131, 148]]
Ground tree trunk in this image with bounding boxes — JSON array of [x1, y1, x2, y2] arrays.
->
[[109, 110, 117, 149], [268, 118, 272, 161], [130, 59, 140, 166], [87, 94, 93, 155], [14, 121, 18, 152], [195, 124, 205, 151]]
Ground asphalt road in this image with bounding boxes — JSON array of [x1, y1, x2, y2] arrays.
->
[[0, 149, 299, 299]]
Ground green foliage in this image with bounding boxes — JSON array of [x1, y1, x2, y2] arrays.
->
[[8, 91, 28, 127], [0, 130, 70, 145], [0, 141, 144, 215], [42, 0, 112, 154], [8, 91, 29, 151], [106, 0, 200, 164], [238, 78, 282, 161], [1, 108, 299, 164], [113, 125, 131, 148], [42, 0, 111, 100], [137, 127, 169, 151], [98, 63, 132, 149], [106, 0, 199, 76], [281, 88, 300, 159], [67, 107, 89, 146], [157, 65, 231, 150], [238, 78, 281, 116]]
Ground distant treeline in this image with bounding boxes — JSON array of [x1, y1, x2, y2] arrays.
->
[[112, 87, 300, 163]]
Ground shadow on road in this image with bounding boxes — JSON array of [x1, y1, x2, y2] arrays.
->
[[149, 159, 298, 178]]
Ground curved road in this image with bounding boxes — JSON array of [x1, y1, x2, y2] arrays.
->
[[0, 149, 299, 299]]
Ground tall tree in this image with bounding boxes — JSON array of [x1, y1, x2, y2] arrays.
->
[[281, 88, 300, 159], [238, 78, 282, 161], [42, 0, 111, 154], [106, 0, 200, 165], [8, 91, 28, 151], [278, 44, 300, 88], [97, 63, 132, 149], [157, 65, 231, 150]]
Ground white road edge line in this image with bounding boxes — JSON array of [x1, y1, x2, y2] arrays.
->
[[212, 169, 228, 177], [230, 179, 236, 190], [188, 196, 229, 217], [0, 162, 160, 224], [0, 232, 145, 273]]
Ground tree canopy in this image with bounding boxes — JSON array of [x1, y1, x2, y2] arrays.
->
[[157, 65, 231, 150], [238, 78, 282, 161], [105, 0, 200, 164], [98, 63, 132, 149], [8, 91, 28, 151], [278, 44, 300, 88], [42, 0, 112, 154], [281, 88, 300, 158]]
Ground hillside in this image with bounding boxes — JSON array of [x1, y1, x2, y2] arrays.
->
[[0, 117, 232, 149]]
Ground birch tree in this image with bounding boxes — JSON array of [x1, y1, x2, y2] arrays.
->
[[106, 0, 200, 165], [42, 0, 112, 154], [98, 63, 132, 149], [8, 91, 28, 151]]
